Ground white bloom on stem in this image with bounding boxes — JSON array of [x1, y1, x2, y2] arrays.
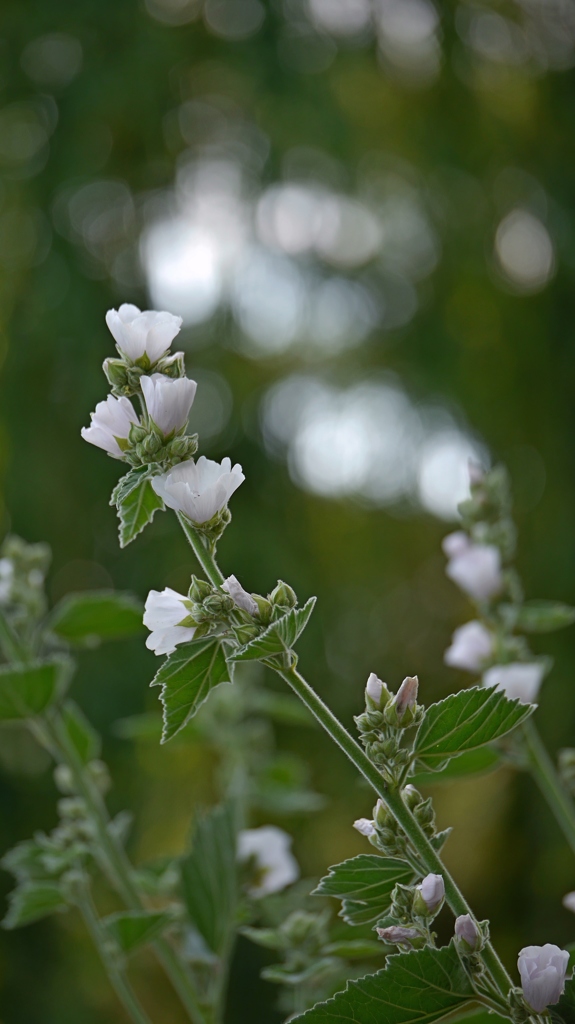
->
[[222, 575, 258, 616], [81, 395, 139, 458], [106, 304, 182, 363], [238, 826, 299, 897], [151, 457, 245, 524], [455, 914, 481, 951], [353, 818, 376, 838], [0, 558, 13, 605], [417, 873, 445, 914], [563, 892, 575, 913], [143, 587, 195, 656], [443, 532, 503, 601], [482, 662, 544, 704], [445, 621, 494, 673], [377, 925, 422, 948], [518, 944, 569, 1012], [141, 374, 197, 438]]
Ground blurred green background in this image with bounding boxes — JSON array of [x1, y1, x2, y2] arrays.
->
[[2, 0, 575, 1019]]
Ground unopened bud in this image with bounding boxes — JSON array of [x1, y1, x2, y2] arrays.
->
[[141, 433, 162, 456], [353, 818, 376, 838], [413, 873, 444, 917], [269, 581, 297, 609], [251, 594, 273, 623], [414, 797, 435, 827], [454, 914, 482, 952], [402, 785, 421, 811], [54, 764, 75, 794], [365, 672, 392, 710], [188, 577, 213, 603], [169, 434, 198, 460], [377, 925, 425, 949], [156, 351, 186, 378], [103, 357, 128, 388], [384, 675, 419, 727], [374, 798, 389, 829], [129, 423, 148, 445]]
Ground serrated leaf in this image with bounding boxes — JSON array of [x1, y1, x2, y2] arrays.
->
[[60, 700, 101, 764], [102, 910, 173, 953], [513, 601, 575, 634], [110, 466, 150, 507], [151, 638, 232, 742], [550, 977, 575, 1024], [230, 597, 316, 662], [291, 941, 476, 1024], [0, 658, 72, 720], [49, 591, 143, 647], [314, 855, 414, 927], [413, 686, 534, 772], [412, 748, 501, 786], [2, 882, 68, 928], [118, 476, 164, 548], [181, 803, 238, 955]]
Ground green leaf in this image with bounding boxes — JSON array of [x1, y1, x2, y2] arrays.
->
[[181, 803, 238, 955], [291, 941, 476, 1024], [512, 600, 575, 634], [1, 838, 50, 882], [117, 475, 164, 548], [60, 700, 101, 764], [2, 882, 68, 928], [550, 977, 575, 1024], [314, 855, 414, 927], [230, 597, 316, 662], [102, 910, 173, 953], [0, 658, 72, 721], [110, 466, 150, 507], [151, 638, 232, 743], [49, 591, 143, 647], [323, 939, 386, 959], [412, 747, 501, 786], [413, 686, 534, 772]]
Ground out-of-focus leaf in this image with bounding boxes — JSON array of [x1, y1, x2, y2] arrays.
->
[[0, 658, 72, 721], [181, 802, 238, 955], [2, 882, 68, 928], [291, 942, 476, 1023], [414, 686, 533, 771], [505, 600, 575, 634], [151, 638, 232, 742], [60, 700, 101, 763], [49, 591, 143, 646], [102, 910, 173, 953], [323, 939, 386, 959], [314, 855, 413, 926]]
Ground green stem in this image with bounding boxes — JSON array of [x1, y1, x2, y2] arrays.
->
[[78, 881, 154, 1024], [35, 713, 208, 1024], [175, 518, 514, 1001], [276, 665, 513, 999], [521, 719, 575, 856]]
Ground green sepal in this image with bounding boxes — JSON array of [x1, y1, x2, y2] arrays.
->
[[413, 686, 534, 772], [230, 597, 316, 662], [0, 657, 73, 720], [151, 638, 233, 742]]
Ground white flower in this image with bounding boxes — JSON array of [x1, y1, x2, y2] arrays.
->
[[151, 457, 245, 525], [482, 662, 544, 704], [353, 818, 376, 838], [141, 374, 197, 438], [455, 915, 481, 952], [237, 826, 299, 897], [445, 621, 494, 673], [416, 873, 445, 914], [366, 672, 387, 707], [518, 944, 569, 1012], [81, 395, 139, 458], [377, 925, 422, 948], [563, 892, 575, 913], [143, 587, 195, 656], [0, 558, 13, 605], [444, 533, 503, 601], [106, 304, 183, 363], [222, 575, 258, 616]]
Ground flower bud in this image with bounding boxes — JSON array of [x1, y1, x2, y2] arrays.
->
[[222, 575, 258, 616], [402, 785, 422, 811], [141, 433, 162, 457], [188, 577, 213, 603], [374, 798, 389, 829], [518, 944, 569, 1012], [454, 915, 482, 953], [269, 581, 297, 609], [54, 764, 75, 794], [103, 357, 129, 388], [353, 818, 376, 838], [385, 676, 419, 727], [129, 423, 149, 445], [156, 351, 186, 378], [413, 873, 445, 917], [365, 672, 392, 710], [377, 925, 425, 950], [251, 594, 273, 623]]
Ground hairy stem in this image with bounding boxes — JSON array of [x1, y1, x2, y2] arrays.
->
[[521, 718, 575, 856], [176, 519, 514, 1002], [77, 881, 155, 1024], [34, 712, 208, 1024]]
